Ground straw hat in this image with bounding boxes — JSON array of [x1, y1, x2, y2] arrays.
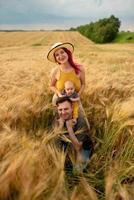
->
[[47, 42, 74, 63]]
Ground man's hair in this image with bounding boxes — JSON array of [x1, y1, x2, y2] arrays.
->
[[56, 96, 72, 106]]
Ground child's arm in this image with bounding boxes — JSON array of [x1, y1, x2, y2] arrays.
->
[[70, 92, 80, 102]]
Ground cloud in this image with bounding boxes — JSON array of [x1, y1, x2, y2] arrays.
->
[[0, 0, 134, 30]]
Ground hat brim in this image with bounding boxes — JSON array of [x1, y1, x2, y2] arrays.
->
[[47, 42, 74, 63]]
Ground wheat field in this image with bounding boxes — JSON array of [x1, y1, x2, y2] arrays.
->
[[0, 31, 134, 200]]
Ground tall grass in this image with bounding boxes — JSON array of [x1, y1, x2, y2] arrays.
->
[[0, 31, 133, 199]]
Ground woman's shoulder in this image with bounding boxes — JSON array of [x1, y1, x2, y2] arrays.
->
[[77, 65, 85, 77], [50, 67, 59, 76], [50, 66, 60, 79], [79, 65, 85, 72]]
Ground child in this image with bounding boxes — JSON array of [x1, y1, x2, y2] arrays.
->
[[61, 80, 80, 124]]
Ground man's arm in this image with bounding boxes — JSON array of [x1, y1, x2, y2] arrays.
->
[[66, 120, 82, 151]]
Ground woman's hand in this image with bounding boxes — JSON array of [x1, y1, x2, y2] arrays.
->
[[58, 93, 66, 97]]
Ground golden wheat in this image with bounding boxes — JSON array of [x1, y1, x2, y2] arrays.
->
[[0, 31, 133, 200]]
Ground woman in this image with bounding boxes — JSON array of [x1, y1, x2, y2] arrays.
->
[[47, 42, 91, 170], [47, 42, 85, 105]]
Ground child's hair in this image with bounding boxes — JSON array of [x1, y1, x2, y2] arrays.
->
[[64, 80, 75, 88]]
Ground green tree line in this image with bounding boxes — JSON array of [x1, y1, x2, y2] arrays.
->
[[70, 15, 121, 43]]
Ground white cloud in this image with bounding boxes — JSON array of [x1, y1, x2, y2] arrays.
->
[[0, 0, 133, 30]]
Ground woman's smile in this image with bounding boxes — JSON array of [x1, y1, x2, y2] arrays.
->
[[54, 48, 68, 64]]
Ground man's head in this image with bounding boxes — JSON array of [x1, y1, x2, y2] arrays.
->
[[56, 96, 73, 120], [64, 81, 75, 96]]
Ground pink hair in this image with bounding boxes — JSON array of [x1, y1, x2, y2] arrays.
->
[[54, 47, 81, 75]]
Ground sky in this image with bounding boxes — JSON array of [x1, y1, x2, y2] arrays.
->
[[0, 0, 134, 31]]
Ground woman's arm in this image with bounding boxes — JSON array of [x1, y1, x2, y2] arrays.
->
[[50, 68, 61, 96], [78, 67, 85, 96]]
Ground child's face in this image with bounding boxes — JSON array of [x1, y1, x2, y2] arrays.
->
[[65, 82, 75, 96]]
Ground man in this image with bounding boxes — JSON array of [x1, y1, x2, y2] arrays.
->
[[55, 96, 93, 171]]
